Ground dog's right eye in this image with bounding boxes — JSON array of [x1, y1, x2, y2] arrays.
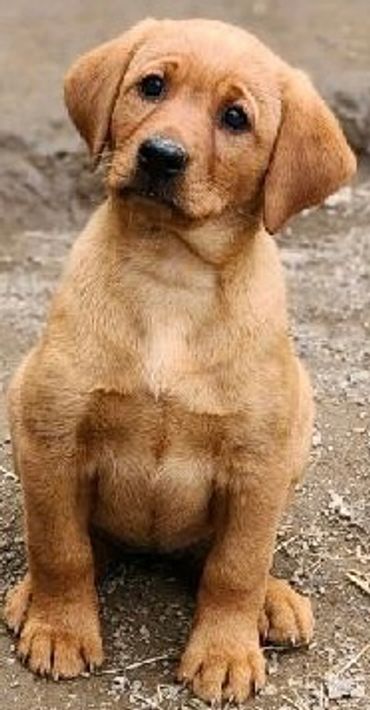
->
[[139, 74, 166, 101]]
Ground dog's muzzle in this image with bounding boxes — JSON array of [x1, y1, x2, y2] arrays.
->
[[119, 136, 189, 211]]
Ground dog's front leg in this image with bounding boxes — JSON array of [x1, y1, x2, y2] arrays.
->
[[178, 462, 289, 703], [5, 435, 103, 679]]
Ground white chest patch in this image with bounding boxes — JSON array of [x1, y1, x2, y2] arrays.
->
[[143, 317, 190, 396]]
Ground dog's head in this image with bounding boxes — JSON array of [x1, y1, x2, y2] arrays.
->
[[65, 18, 356, 232]]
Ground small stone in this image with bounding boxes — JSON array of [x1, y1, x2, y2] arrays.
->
[[262, 683, 277, 696], [326, 675, 365, 700], [328, 491, 352, 520]]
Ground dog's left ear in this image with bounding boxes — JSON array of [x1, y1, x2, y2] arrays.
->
[[263, 69, 356, 234], [64, 18, 157, 165]]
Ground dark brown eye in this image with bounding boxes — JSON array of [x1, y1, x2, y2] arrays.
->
[[139, 73, 166, 100], [221, 104, 251, 132]]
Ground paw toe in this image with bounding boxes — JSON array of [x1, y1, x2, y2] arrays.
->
[[264, 579, 314, 646], [52, 636, 85, 680], [224, 662, 251, 703], [81, 632, 104, 671], [177, 649, 202, 684], [193, 659, 227, 703], [18, 624, 53, 676], [4, 574, 32, 634]]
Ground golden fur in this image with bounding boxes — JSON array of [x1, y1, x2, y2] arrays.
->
[[4, 18, 355, 703]]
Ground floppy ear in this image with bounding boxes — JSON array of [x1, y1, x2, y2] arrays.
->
[[64, 18, 156, 164], [263, 69, 356, 234]]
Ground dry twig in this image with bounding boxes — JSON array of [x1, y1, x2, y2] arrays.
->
[[333, 642, 370, 678], [125, 653, 174, 671], [346, 570, 370, 596]]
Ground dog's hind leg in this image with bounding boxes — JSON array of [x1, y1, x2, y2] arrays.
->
[[258, 575, 314, 646]]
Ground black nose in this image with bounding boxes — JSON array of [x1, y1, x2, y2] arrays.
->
[[138, 137, 188, 179]]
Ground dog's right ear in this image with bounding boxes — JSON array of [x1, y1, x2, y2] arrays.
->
[[64, 18, 157, 165]]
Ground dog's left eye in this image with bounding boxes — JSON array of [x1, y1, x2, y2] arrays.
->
[[139, 73, 166, 101], [221, 104, 251, 132]]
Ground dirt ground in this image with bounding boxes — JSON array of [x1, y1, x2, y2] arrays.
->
[[0, 1, 370, 709]]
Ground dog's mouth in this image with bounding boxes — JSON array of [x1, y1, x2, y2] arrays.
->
[[118, 174, 185, 215]]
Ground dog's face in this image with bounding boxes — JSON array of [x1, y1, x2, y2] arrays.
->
[[106, 22, 282, 223], [65, 19, 356, 232]]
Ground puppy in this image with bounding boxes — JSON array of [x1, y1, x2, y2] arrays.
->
[[4, 18, 355, 703]]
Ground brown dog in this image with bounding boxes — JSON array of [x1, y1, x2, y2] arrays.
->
[[4, 18, 355, 703]]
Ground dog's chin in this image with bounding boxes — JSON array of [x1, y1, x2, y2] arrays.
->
[[117, 183, 190, 220]]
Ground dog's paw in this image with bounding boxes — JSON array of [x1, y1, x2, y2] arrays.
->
[[259, 577, 314, 646], [4, 573, 32, 635], [6, 583, 103, 679], [178, 625, 265, 703], [18, 613, 103, 679]]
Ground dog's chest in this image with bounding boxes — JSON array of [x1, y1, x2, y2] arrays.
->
[[125, 263, 214, 399], [141, 312, 191, 395]]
